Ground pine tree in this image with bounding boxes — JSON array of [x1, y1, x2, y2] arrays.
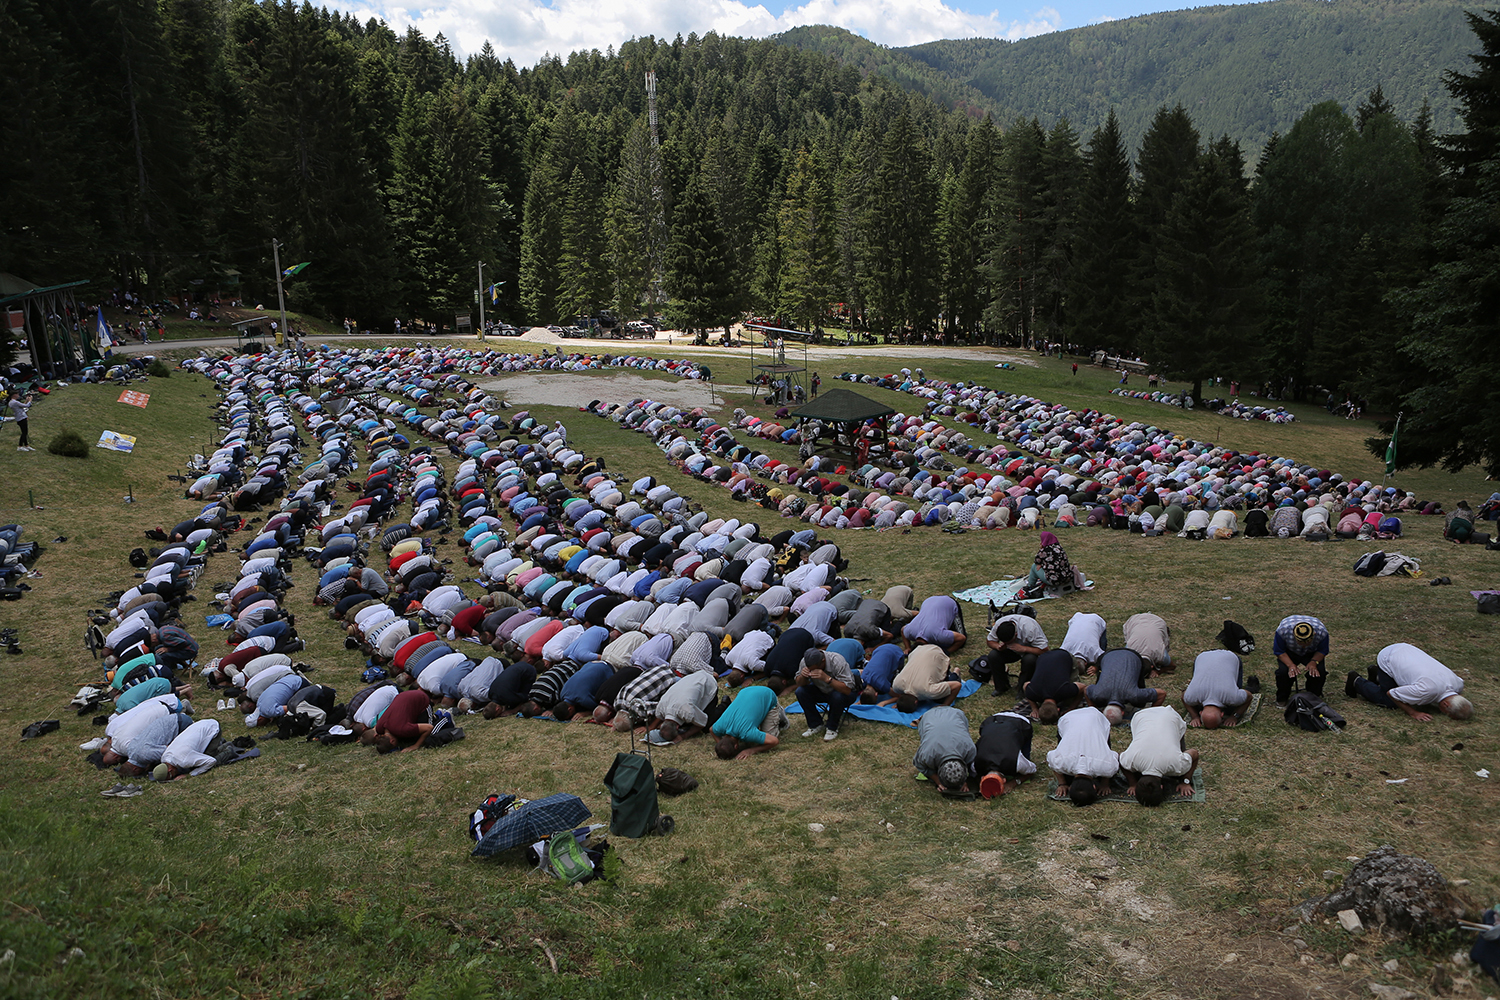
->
[[666, 171, 736, 337], [1144, 139, 1262, 401], [937, 119, 996, 340], [556, 165, 608, 322], [1067, 110, 1136, 351], [1038, 117, 1084, 341], [1131, 105, 1201, 350], [983, 117, 1049, 346], [777, 150, 838, 331], [863, 111, 938, 336], [1379, 10, 1500, 476]]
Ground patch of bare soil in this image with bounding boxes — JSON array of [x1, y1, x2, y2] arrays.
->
[[479, 370, 749, 410], [898, 825, 1380, 1000]]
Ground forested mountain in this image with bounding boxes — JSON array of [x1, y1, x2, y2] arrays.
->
[[3, 1, 1499, 473], [779, 0, 1474, 154]]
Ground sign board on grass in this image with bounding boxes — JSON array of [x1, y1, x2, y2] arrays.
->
[[97, 431, 137, 453], [118, 390, 150, 407]]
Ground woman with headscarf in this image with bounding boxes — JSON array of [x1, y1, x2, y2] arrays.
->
[[1027, 532, 1080, 595]]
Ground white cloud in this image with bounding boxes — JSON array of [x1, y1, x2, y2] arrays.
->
[[333, 0, 1062, 66]]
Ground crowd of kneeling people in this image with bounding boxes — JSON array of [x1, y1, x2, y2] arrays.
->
[[82, 348, 1477, 809]]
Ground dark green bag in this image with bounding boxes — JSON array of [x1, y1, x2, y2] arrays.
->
[[603, 752, 659, 838]]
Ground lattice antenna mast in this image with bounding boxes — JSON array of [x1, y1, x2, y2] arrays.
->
[[644, 70, 668, 314]]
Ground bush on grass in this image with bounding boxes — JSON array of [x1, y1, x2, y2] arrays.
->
[[47, 429, 90, 458], [146, 360, 171, 378]]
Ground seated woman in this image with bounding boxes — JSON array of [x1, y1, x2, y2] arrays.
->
[[1025, 532, 1082, 596]]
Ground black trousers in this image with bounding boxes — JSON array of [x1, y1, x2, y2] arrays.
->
[[970, 649, 1037, 692], [1275, 653, 1326, 702]]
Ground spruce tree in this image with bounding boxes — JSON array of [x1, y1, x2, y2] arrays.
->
[[863, 111, 938, 337], [777, 149, 838, 331], [1067, 110, 1136, 352], [666, 171, 736, 337], [1378, 10, 1500, 475], [1144, 140, 1261, 401]]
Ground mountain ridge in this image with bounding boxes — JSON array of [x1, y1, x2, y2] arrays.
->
[[775, 0, 1473, 154]]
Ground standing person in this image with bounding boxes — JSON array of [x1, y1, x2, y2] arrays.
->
[[7, 389, 34, 451], [811, 372, 821, 398], [1071, 362, 1078, 376]]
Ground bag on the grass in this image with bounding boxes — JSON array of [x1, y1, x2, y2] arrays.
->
[[1478, 594, 1500, 615], [1354, 551, 1387, 577], [1285, 692, 1346, 732], [1216, 620, 1255, 656], [468, 793, 517, 841], [656, 767, 699, 796], [604, 752, 660, 838]]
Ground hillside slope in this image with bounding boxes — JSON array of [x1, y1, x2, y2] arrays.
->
[[779, 0, 1474, 153]]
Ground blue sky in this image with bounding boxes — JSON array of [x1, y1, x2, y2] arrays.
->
[[331, 0, 1243, 66]]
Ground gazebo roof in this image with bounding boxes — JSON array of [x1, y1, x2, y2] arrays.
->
[[790, 388, 895, 423]]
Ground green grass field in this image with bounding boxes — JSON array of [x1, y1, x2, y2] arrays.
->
[[1, 344, 1495, 1000]]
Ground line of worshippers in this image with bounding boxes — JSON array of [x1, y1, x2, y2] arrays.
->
[[167, 350, 1475, 783], [909, 609, 1474, 803], [91, 373, 337, 782]]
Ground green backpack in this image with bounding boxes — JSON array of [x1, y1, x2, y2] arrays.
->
[[545, 831, 592, 885]]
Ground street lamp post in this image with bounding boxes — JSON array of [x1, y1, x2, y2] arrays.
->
[[477, 261, 486, 342]]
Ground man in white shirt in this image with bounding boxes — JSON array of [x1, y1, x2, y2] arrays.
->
[[1118, 705, 1198, 807], [1060, 612, 1107, 676], [1347, 643, 1473, 722], [1046, 706, 1119, 806]]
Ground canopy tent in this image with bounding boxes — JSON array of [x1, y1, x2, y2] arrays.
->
[[790, 388, 895, 463]]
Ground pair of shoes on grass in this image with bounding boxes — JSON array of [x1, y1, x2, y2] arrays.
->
[[800, 725, 839, 742], [100, 784, 144, 798]]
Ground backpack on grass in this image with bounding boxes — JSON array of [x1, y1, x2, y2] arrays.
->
[[1284, 692, 1346, 732], [468, 793, 516, 842]]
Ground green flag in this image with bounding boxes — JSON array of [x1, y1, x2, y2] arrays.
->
[[1385, 414, 1401, 475], [282, 261, 311, 278]]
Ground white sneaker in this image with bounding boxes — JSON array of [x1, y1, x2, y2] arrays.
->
[[823, 728, 839, 742], [800, 725, 824, 738], [79, 737, 106, 750]]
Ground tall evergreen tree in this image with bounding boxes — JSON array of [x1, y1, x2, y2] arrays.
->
[[984, 117, 1049, 346], [1038, 117, 1084, 340], [1379, 10, 1500, 475], [666, 170, 737, 337], [777, 149, 838, 331], [1067, 109, 1136, 351], [1143, 138, 1262, 400], [1130, 105, 1201, 350], [556, 165, 608, 322], [937, 118, 997, 339], [862, 111, 938, 336]]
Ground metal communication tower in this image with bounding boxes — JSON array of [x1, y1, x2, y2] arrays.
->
[[644, 71, 668, 315]]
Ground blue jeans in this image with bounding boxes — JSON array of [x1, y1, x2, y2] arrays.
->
[[795, 685, 855, 732], [1351, 673, 1397, 709]]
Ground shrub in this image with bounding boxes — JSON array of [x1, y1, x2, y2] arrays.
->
[[146, 360, 171, 378], [47, 430, 90, 458]]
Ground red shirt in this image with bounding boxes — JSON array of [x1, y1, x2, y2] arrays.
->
[[450, 604, 486, 636], [377, 689, 430, 742]]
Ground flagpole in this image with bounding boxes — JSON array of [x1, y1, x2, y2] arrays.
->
[[1382, 411, 1403, 490], [272, 239, 289, 348], [477, 261, 485, 342]]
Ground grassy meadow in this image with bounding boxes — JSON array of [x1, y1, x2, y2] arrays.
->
[[1, 343, 1496, 1000]]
